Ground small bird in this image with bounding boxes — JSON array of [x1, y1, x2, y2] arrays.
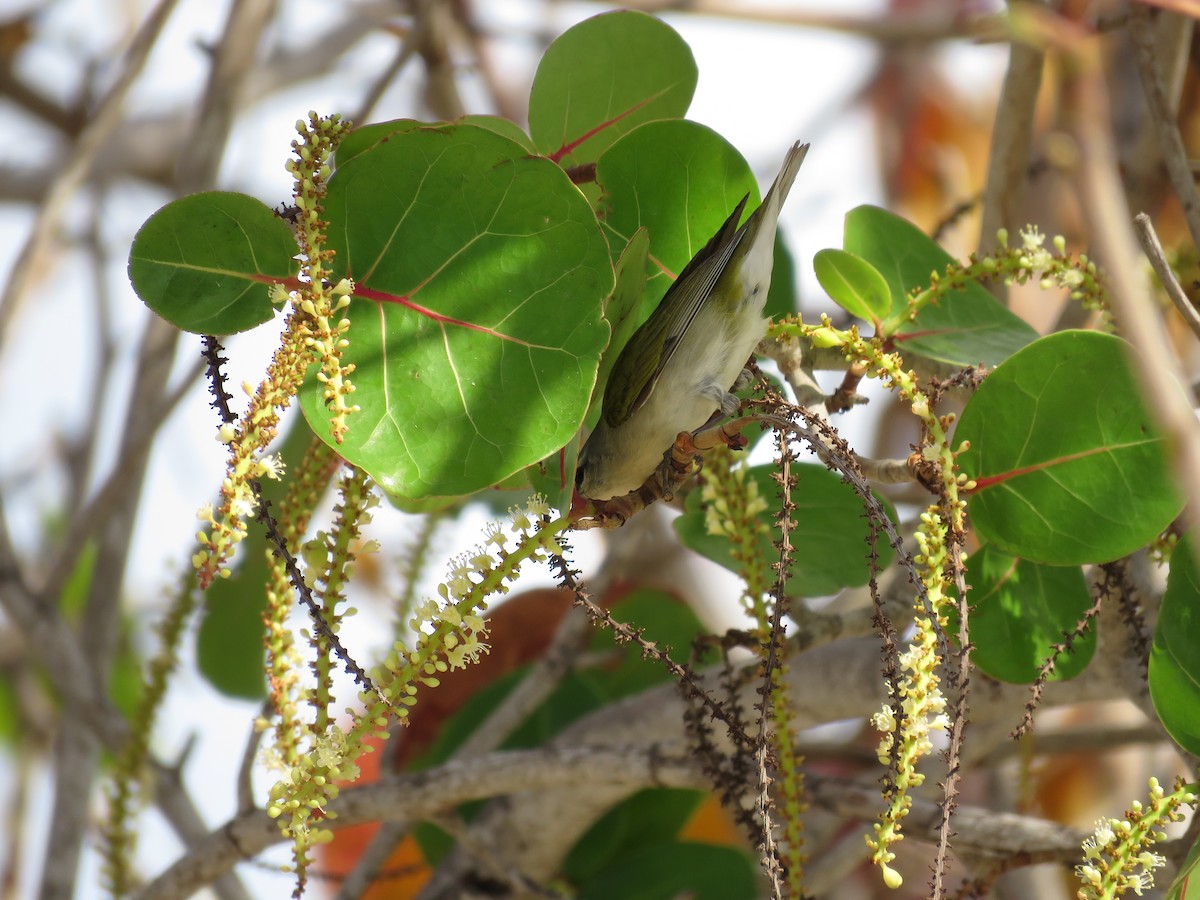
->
[[575, 141, 809, 501]]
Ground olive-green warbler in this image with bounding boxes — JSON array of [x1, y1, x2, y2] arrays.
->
[[575, 141, 809, 501]]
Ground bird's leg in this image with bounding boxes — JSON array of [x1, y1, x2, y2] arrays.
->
[[730, 364, 755, 393]]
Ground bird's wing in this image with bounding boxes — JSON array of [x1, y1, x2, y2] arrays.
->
[[602, 194, 750, 428]]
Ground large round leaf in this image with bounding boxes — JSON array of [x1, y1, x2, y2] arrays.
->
[[528, 10, 697, 166], [956, 330, 1181, 564], [596, 119, 757, 316], [128, 191, 297, 334], [966, 544, 1094, 684], [1150, 536, 1200, 758], [301, 124, 611, 499], [675, 463, 896, 598]]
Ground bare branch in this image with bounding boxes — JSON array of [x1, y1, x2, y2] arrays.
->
[[136, 741, 1102, 899], [0, 0, 182, 346], [978, 2, 1045, 280], [1130, 5, 1200, 256]]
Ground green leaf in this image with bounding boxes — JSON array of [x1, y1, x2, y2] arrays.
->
[[843, 205, 1037, 366], [128, 191, 297, 334], [564, 789, 705, 883], [813, 248, 891, 328], [59, 541, 97, 620], [1150, 536, 1200, 758], [528, 10, 696, 167], [0, 678, 19, 744], [965, 544, 1094, 684], [956, 330, 1182, 565], [766, 232, 798, 320], [413, 669, 607, 773], [300, 123, 612, 499], [596, 119, 757, 315], [1165, 824, 1200, 900], [576, 842, 756, 900], [675, 463, 896, 597]]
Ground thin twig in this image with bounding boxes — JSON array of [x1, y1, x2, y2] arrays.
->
[[42, 312, 180, 900], [352, 22, 421, 124], [237, 703, 272, 816], [175, 0, 275, 193], [0, 0, 182, 345], [578, 0, 1007, 44], [1134, 212, 1200, 343], [854, 453, 919, 484]]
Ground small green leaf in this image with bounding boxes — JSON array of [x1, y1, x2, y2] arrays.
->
[[957, 330, 1182, 565], [844, 205, 1036, 366], [1150, 536, 1200, 758], [0, 679, 19, 744], [1165, 825, 1200, 900], [675, 463, 896, 597], [129, 191, 297, 334], [965, 544, 1094, 684], [301, 123, 612, 499], [813, 248, 891, 328], [529, 10, 696, 167], [596, 119, 757, 315], [59, 541, 98, 620]]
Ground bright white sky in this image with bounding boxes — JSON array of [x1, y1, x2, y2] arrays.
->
[[0, 1, 1005, 896]]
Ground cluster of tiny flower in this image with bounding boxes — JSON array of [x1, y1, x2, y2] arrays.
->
[[404, 497, 554, 671], [700, 466, 769, 539], [191, 452, 286, 579], [1003, 225, 1090, 294], [871, 632, 951, 766], [867, 534, 953, 890], [1075, 777, 1197, 899]]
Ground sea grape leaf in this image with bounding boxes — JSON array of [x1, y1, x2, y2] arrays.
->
[[300, 124, 612, 499], [528, 10, 696, 168], [966, 544, 1095, 684], [129, 191, 297, 334], [956, 330, 1181, 565]]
